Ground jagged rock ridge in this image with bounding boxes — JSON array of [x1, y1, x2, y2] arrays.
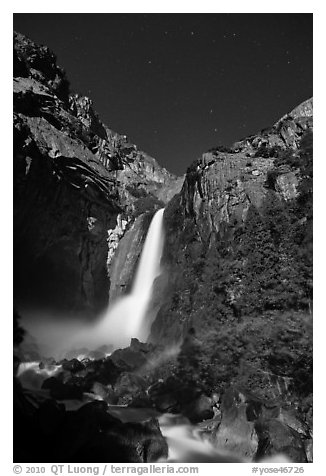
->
[[13, 31, 183, 315]]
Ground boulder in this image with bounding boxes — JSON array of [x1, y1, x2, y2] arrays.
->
[[211, 387, 310, 463], [277, 407, 311, 438], [114, 372, 147, 405], [110, 339, 154, 372], [59, 401, 168, 463], [212, 388, 259, 460], [254, 418, 307, 463], [14, 382, 168, 463], [183, 394, 214, 423], [53, 355, 123, 396], [36, 399, 66, 436], [91, 382, 118, 404], [42, 376, 83, 400], [129, 393, 153, 408], [148, 377, 186, 414], [61, 358, 85, 373]]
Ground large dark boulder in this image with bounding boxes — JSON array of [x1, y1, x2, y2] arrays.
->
[[212, 388, 259, 460], [148, 375, 212, 421], [211, 387, 310, 462], [36, 399, 66, 436], [42, 376, 84, 400], [183, 394, 214, 423], [254, 419, 307, 463], [14, 382, 168, 463], [66, 406, 168, 463], [148, 383, 179, 413], [110, 338, 154, 372]]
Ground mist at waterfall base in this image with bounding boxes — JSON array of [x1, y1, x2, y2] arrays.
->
[[74, 207, 165, 351], [20, 208, 165, 359]]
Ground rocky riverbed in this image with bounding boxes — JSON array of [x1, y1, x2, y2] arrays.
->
[[14, 336, 312, 463]]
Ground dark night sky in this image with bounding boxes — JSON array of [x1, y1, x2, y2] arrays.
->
[[13, 13, 312, 176]]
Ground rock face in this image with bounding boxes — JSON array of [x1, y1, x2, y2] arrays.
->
[[150, 97, 313, 344], [13, 32, 182, 315], [149, 98, 313, 443], [108, 213, 153, 302]]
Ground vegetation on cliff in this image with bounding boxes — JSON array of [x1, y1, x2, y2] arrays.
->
[[151, 127, 313, 431]]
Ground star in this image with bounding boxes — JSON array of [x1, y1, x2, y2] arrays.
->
[[214, 128, 218, 132], [209, 109, 214, 114], [190, 31, 195, 36], [148, 60, 152, 65]]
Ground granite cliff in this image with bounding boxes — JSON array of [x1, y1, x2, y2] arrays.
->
[[151, 97, 313, 342], [13, 32, 183, 315], [149, 97, 313, 431]]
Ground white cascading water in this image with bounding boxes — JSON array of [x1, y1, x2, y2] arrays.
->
[[158, 414, 291, 463], [17, 361, 62, 390], [75, 208, 165, 350]]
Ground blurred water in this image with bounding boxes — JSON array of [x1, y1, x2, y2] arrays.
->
[[75, 208, 165, 350], [17, 361, 62, 390]]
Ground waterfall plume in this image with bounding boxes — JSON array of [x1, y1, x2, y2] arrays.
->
[[74, 208, 165, 350]]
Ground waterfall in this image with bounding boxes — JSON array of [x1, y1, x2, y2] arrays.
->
[[75, 208, 165, 350], [132, 208, 165, 300]]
